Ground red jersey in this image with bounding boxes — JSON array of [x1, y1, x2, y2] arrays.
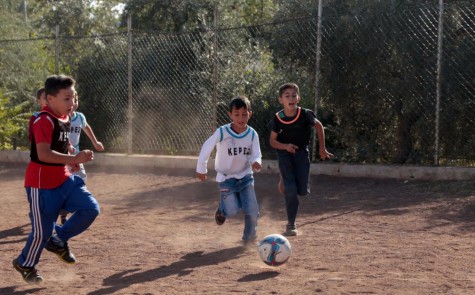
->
[[27, 111, 41, 143], [24, 106, 71, 189]]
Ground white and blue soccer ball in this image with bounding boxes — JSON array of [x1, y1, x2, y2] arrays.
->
[[258, 234, 292, 266]]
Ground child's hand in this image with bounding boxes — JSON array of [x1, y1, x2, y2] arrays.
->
[[252, 162, 262, 172], [319, 149, 334, 160], [75, 150, 94, 164], [197, 173, 207, 181], [94, 141, 105, 152], [68, 145, 76, 155], [69, 163, 80, 172], [285, 144, 298, 154]]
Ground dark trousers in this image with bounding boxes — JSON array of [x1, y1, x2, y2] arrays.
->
[[277, 148, 310, 226]]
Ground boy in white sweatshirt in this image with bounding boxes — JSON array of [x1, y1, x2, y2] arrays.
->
[[196, 96, 262, 244]]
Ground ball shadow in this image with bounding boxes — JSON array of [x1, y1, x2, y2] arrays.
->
[[237, 270, 280, 282]]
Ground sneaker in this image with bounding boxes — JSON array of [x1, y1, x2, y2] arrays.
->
[[284, 224, 298, 236], [241, 237, 258, 248], [215, 207, 226, 225], [45, 235, 76, 264], [278, 175, 285, 195], [12, 258, 44, 284]]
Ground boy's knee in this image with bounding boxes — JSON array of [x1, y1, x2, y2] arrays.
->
[[92, 205, 100, 216], [225, 207, 239, 217], [90, 198, 100, 215], [82, 205, 100, 217], [248, 212, 259, 221], [285, 187, 298, 197], [244, 203, 259, 218]]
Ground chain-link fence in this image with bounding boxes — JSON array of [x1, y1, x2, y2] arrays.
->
[[1, 0, 474, 166]]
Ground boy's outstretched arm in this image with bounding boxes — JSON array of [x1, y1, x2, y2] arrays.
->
[[314, 120, 333, 160], [269, 131, 298, 154], [36, 142, 94, 165], [196, 129, 220, 181], [250, 130, 262, 172], [83, 125, 104, 151]]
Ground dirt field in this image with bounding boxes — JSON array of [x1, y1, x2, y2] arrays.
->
[[0, 162, 474, 295]]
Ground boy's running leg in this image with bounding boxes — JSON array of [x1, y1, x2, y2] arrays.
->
[[277, 151, 299, 236], [218, 178, 239, 229], [295, 149, 311, 197], [14, 187, 61, 283], [59, 209, 68, 225], [50, 176, 100, 263], [239, 175, 259, 243], [278, 174, 285, 195]]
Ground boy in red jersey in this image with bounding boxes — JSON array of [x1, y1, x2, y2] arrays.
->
[[269, 83, 333, 236], [13, 75, 100, 284]]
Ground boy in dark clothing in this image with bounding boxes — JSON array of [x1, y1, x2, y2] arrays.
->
[[269, 82, 333, 236]]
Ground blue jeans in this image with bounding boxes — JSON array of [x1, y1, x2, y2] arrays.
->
[[218, 174, 259, 241], [277, 148, 311, 226], [18, 175, 100, 267]]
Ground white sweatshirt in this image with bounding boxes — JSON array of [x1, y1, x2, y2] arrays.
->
[[196, 123, 262, 182], [69, 111, 87, 154]]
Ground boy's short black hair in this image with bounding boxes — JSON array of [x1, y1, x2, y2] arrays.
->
[[229, 96, 251, 112], [279, 82, 299, 97], [36, 87, 45, 100], [44, 75, 76, 97]]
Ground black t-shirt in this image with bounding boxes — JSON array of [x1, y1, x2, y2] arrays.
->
[[269, 107, 317, 150], [30, 111, 71, 166]]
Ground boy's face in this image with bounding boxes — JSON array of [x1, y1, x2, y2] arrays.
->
[[278, 88, 300, 110], [46, 87, 75, 117], [228, 106, 252, 131], [37, 92, 47, 108], [70, 93, 79, 115]]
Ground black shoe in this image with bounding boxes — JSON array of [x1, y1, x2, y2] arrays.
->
[[12, 258, 44, 284], [215, 207, 226, 225], [284, 224, 298, 236], [45, 236, 76, 264]]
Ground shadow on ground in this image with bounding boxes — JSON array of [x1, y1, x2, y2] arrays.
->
[[87, 246, 247, 295]]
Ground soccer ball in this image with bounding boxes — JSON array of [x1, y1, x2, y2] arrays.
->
[[258, 234, 292, 266]]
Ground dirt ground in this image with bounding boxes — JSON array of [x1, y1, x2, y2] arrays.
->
[[0, 162, 474, 295]]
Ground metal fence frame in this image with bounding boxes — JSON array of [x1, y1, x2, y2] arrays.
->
[[1, 0, 474, 167]]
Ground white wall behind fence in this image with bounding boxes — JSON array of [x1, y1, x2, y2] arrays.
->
[[1, 150, 473, 181]]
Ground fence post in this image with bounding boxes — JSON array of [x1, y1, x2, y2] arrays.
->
[[127, 14, 133, 154], [55, 24, 59, 75], [312, 0, 324, 162], [23, 0, 28, 23], [435, 0, 444, 165], [212, 6, 219, 130]]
